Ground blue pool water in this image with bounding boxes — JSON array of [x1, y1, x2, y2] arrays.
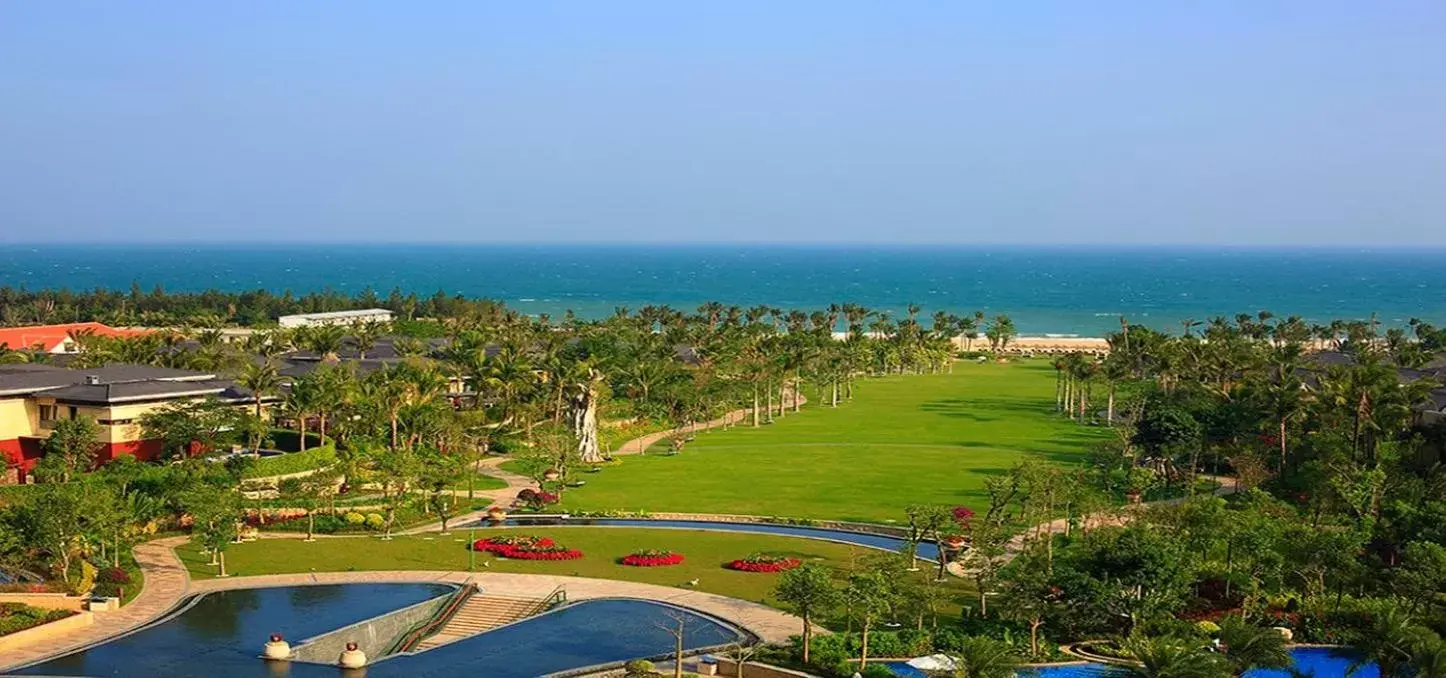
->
[[478, 517, 942, 561], [11, 587, 745, 678], [13, 583, 452, 677], [378, 598, 745, 677], [886, 646, 1376, 677]]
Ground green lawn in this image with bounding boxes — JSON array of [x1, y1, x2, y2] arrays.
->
[[178, 527, 972, 619], [549, 360, 1108, 523], [447, 469, 509, 492]]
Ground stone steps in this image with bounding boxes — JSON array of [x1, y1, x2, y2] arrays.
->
[[412, 594, 544, 650]]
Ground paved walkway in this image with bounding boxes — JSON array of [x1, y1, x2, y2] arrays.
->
[[407, 396, 799, 533], [0, 536, 192, 672], [190, 571, 806, 644], [0, 536, 808, 671]]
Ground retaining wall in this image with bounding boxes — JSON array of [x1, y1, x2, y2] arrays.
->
[[288, 590, 452, 664]]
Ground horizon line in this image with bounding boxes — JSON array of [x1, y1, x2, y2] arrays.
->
[[3, 240, 1446, 252]]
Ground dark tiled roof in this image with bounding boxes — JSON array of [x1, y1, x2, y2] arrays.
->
[[1428, 389, 1446, 411], [0, 363, 220, 399]]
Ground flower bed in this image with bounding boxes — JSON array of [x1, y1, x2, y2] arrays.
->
[[502, 544, 585, 560], [472, 535, 557, 554], [725, 553, 801, 573], [621, 550, 685, 567], [471, 535, 581, 560], [0, 602, 76, 637]]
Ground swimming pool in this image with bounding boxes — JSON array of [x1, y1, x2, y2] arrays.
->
[[378, 598, 746, 677], [12, 583, 452, 677], [475, 516, 943, 561], [884, 646, 1377, 677], [10, 586, 746, 678]]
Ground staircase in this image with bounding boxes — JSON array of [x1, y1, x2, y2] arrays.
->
[[412, 594, 548, 650]]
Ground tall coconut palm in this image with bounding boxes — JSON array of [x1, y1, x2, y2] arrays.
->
[[237, 361, 282, 419]]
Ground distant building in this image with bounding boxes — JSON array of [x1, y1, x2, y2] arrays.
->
[[0, 364, 275, 483], [0, 322, 150, 354], [278, 309, 395, 328]]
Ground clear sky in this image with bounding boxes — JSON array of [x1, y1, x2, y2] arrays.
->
[[1, 2, 1443, 246]]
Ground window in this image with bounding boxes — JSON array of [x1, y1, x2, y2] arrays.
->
[[39, 404, 58, 422], [97, 418, 133, 426]]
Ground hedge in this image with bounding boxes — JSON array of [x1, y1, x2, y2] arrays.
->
[[242, 443, 338, 479]]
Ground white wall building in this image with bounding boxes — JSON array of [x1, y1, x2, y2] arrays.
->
[[278, 309, 395, 328]]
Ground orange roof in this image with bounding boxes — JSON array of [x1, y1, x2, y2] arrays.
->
[[0, 322, 150, 352]]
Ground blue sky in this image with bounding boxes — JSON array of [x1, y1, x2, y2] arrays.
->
[[1, 2, 1442, 245]]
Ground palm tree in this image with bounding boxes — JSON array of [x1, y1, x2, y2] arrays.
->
[[1216, 617, 1291, 675], [1349, 607, 1424, 678], [350, 320, 389, 360], [237, 361, 282, 419], [947, 636, 1019, 678], [1121, 635, 1230, 678], [284, 377, 321, 451], [296, 324, 346, 360], [984, 315, 1017, 353]]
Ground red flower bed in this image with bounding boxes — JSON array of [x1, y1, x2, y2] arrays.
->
[[472, 535, 557, 554], [471, 535, 581, 560], [621, 550, 685, 567], [500, 544, 584, 561], [726, 554, 801, 573]]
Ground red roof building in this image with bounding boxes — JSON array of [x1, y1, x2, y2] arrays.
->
[[0, 323, 149, 354]]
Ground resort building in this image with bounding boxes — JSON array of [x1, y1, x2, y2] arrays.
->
[[0, 364, 272, 484], [278, 309, 395, 328], [0, 322, 149, 354]]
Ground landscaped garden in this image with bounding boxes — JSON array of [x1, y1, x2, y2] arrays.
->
[[530, 361, 1107, 522], [174, 528, 975, 617], [0, 603, 75, 638]]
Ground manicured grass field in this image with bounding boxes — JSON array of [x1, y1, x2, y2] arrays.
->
[[178, 528, 972, 619], [447, 469, 509, 492], [550, 360, 1107, 523]]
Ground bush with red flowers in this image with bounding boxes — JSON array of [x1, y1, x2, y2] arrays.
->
[[472, 534, 556, 554], [726, 553, 801, 573], [621, 549, 685, 567], [951, 506, 975, 527], [517, 488, 561, 510], [471, 535, 582, 560], [501, 544, 584, 560]]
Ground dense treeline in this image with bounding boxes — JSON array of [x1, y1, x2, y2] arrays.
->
[[0, 284, 512, 327], [962, 313, 1446, 676]]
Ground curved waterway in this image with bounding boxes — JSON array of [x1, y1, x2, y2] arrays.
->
[[475, 516, 942, 561], [885, 647, 1378, 677], [13, 586, 745, 678]]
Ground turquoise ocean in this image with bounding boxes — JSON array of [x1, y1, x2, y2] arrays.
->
[[1, 244, 1443, 337]]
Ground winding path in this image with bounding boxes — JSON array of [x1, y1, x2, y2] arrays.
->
[[409, 399, 786, 532], [0, 536, 192, 672]]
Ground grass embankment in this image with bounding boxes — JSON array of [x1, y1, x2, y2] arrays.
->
[[241, 444, 338, 479], [178, 528, 973, 619], [543, 361, 1107, 523]]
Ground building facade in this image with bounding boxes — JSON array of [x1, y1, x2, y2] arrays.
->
[[0, 364, 270, 483], [278, 309, 395, 328]]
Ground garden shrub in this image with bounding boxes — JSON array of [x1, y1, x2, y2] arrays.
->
[[71, 561, 97, 596], [364, 513, 385, 530], [91, 567, 131, 599], [622, 659, 657, 677], [242, 443, 337, 479], [0, 603, 75, 637], [344, 512, 366, 526]]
